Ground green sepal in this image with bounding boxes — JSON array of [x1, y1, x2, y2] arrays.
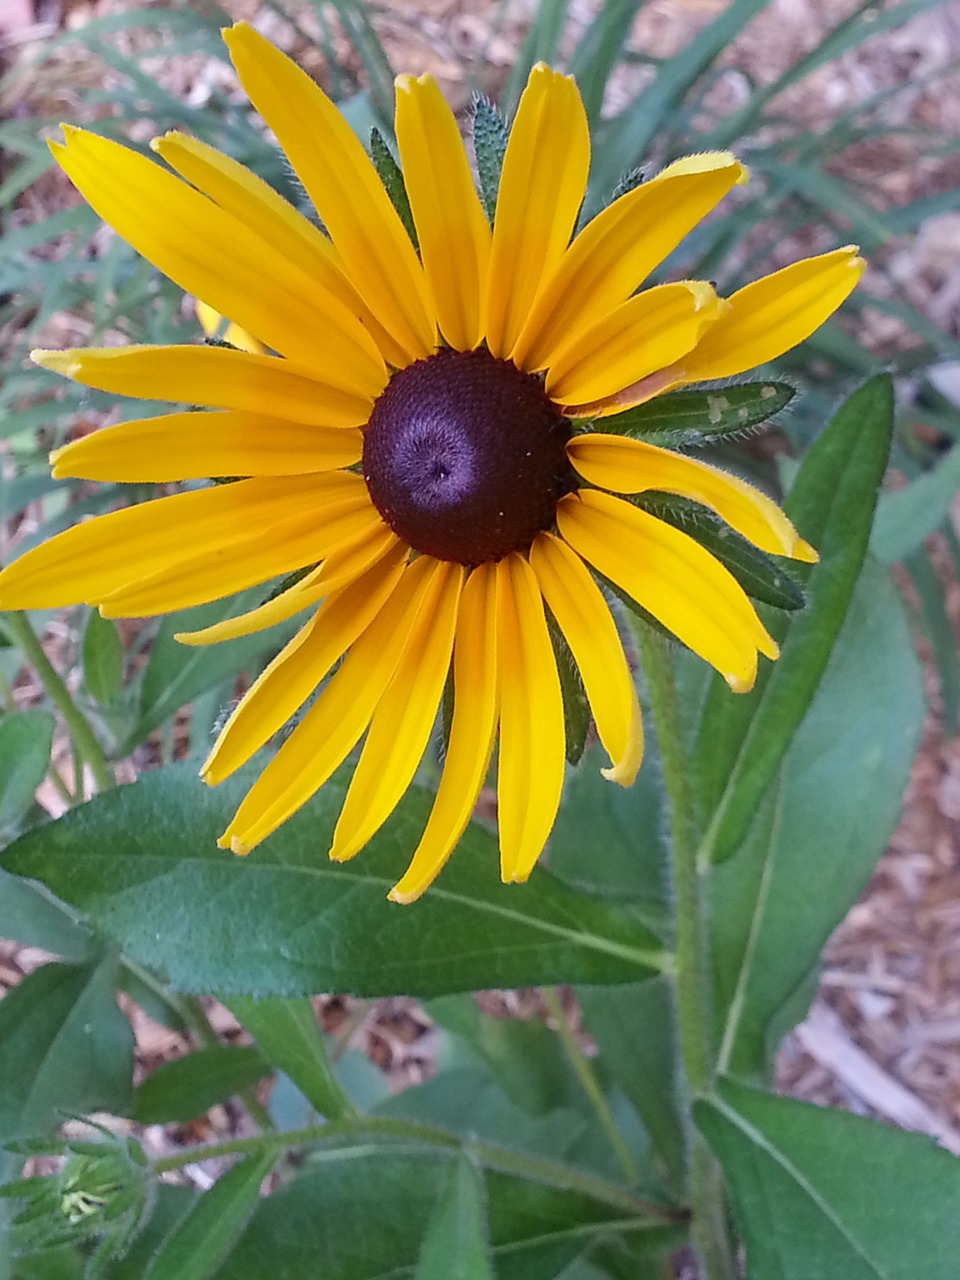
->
[[631, 492, 806, 612], [593, 382, 796, 448], [610, 166, 647, 201], [369, 127, 419, 252], [472, 94, 509, 225], [546, 611, 591, 766]]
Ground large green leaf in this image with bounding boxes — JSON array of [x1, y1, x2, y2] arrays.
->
[[226, 996, 351, 1120], [0, 710, 54, 831], [711, 559, 924, 1075], [2, 766, 665, 998], [694, 375, 894, 862], [576, 979, 685, 1187], [125, 590, 302, 750], [212, 1147, 676, 1280], [144, 1152, 274, 1280], [696, 1078, 960, 1280], [0, 960, 133, 1175], [871, 439, 960, 564], [131, 1046, 270, 1125], [0, 870, 93, 962], [414, 1157, 494, 1280]]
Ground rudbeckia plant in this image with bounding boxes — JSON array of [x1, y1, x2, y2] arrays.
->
[[0, 21, 944, 1280]]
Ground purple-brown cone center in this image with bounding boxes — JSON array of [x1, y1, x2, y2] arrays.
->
[[363, 348, 574, 566]]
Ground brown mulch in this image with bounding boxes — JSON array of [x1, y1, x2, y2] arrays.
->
[[2, 0, 960, 1184]]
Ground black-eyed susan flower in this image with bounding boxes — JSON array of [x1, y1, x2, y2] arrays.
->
[[0, 25, 863, 901]]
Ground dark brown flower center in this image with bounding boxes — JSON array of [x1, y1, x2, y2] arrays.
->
[[362, 348, 574, 566]]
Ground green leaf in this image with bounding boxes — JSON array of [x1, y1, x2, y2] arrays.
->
[[214, 1147, 673, 1280], [871, 440, 960, 563], [2, 766, 666, 998], [0, 960, 133, 1174], [547, 615, 591, 765], [225, 996, 351, 1120], [0, 710, 54, 831], [694, 374, 894, 862], [548, 741, 666, 917], [126, 590, 302, 751], [0, 871, 93, 962], [143, 1152, 274, 1280], [594, 382, 795, 448], [369, 128, 418, 252], [415, 1157, 494, 1280], [102, 1186, 195, 1280], [131, 1047, 269, 1125], [81, 612, 124, 707], [906, 546, 959, 734], [711, 560, 925, 1075], [631, 493, 805, 611], [696, 1077, 960, 1280], [472, 96, 509, 225], [577, 980, 685, 1187]]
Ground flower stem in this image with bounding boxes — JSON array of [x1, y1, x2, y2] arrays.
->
[[152, 1114, 682, 1225], [632, 624, 734, 1280], [542, 986, 640, 1187], [0, 611, 114, 794]]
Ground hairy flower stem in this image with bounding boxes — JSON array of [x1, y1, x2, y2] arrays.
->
[[1, 611, 114, 794], [633, 625, 735, 1280]]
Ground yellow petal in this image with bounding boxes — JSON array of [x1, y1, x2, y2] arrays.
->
[[389, 563, 498, 904], [395, 75, 491, 351], [0, 472, 360, 610], [162, 133, 409, 369], [495, 552, 566, 883], [224, 23, 436, 365], [97, 491, 377, 617], [485, 64, 589, 359], [196, 299, 263, 354], [218, 555, 440, 852], [557, 490, 777, 693], [174, 520, 400, 647], [529, 533, 643, 786], [546, 281, 721, 410], [677, 246, 865, 382], [512, 151, 746, 371], [202, 543, 409, 784], [567, 434, 815, 562], [50, 411, 363, 481], [330, 560, 464, 862], [50, 126, 385, 393], [32, 346, 375, 429]]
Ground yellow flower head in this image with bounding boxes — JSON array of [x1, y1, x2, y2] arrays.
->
[[0, 25, 864, 901]]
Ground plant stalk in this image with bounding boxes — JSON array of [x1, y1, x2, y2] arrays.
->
[[633, 624, 735, 1280], [1, 611, 114, 794]]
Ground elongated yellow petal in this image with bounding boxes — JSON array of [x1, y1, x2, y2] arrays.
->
[[202, 544, 409, 784], [218, 555, 439, 853], [485, 64, 589, 359], [395, 75, 491, 351], [330, 560, 464, 862], [196, 299, 263, 354], [32, 346, 375, 429], [546, 281, 721, 410], [567, 434, 817, 562], [224, 23, 436, 364], [98, 493, 377, 617], [0, 472, 360, 610], [557, 490, 777, 693], [162, 133, 409, 369], [677, 246, 865, 382], [50, 127, 385, 393], [389, 563, 498, 904], [175, 518, 399, 647], [495, 553, 566, 883], [513, 152, 746, 371], [529, 533, 643, 786], [50, 411, 363, 481]]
